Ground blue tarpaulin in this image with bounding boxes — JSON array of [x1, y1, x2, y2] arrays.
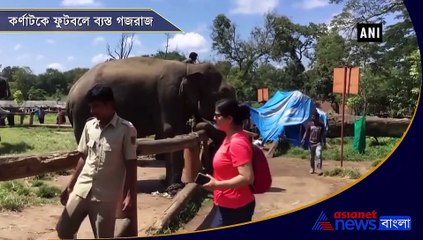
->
[[249, 90, 327, 146]]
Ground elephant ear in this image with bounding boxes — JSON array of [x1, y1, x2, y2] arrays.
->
[[179, 64, 204, 110]]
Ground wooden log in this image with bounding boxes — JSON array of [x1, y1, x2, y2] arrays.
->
[[146, 183, 202, 234], [0, 151, 80, 181], [265, 140, 279, 158], [182, 144, 201, 183], [29, 113, 34, 126], [327, 114, 410, 138], [199, 140, 212, 175], [136, 130, 207, 156], [32, 123, 72, 128], [0, 124, 73, 129]]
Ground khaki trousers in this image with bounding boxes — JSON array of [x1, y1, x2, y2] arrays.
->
[[56, 192, 118, 239]]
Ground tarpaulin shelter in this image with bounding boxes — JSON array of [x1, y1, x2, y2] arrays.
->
[[249, 90, 328, 146]]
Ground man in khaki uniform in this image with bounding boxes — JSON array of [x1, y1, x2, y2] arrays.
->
[[56, 85, 138, 238]]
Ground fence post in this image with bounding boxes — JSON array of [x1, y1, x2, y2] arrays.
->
[[20, 114, 24, 125], [29, 113, 34, 126], [182, 143, 201, 183]]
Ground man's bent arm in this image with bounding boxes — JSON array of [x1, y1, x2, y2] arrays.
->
[[68, 123, 89, 190], [67, 153, 86, 190], [123, 124, 138, 200], [124, 159, 137, 199], [302, 125, 310, 142]]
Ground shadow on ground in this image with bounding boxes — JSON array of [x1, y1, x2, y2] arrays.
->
[[0, 142, 33, 155], [137, 159, 165, 168], [136, 179, 166, 193], [268, 187, 286, 193]]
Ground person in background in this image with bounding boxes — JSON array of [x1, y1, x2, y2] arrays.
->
[[0, 106, 9, 126], [56, 85, 138, 238], [183, 52, 198, 64], [34, 107, 45, 124], [301, 111, 325, 175], [56, 108, 66, 124], [202, 99, 255, 227]]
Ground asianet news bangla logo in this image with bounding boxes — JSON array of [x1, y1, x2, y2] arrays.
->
[[312, 211, 411, 231]]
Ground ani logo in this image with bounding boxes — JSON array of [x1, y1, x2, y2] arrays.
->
[[312, 211, 334, 231]]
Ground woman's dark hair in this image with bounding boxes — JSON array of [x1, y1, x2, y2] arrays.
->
[[86, 84, 114, 103], [215, 99, 250, 126]]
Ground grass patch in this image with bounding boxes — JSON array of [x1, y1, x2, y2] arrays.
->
[[154, 191, 212, 235], [275, 137, 400, 162], [0, 179, 61, 212], [0, 127, 76, 156], [324, 168, 362, 179], [371, 159, 382, 167]]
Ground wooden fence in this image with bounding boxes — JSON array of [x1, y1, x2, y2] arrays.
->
[[0, 111, 72, 128], [0, 129, 210, 237]]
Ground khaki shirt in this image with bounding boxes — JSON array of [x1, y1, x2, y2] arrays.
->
[[73, 113, 137, 202]]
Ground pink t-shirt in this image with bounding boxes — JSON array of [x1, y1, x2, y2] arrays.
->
[[213, 131, 255, 208]]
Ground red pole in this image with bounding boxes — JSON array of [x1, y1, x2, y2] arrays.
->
[[341, 67, 348, 168]]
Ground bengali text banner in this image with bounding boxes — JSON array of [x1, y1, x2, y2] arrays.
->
[[0, 9, 182, 32]]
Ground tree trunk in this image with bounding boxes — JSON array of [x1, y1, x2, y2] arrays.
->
[[327, 114, 410, 138]]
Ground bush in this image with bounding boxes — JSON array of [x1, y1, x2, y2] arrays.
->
[[36, 185, 61, 199], [324, 168, 361, 179], [0, 179, 61, 211], [275, 137, 399, 162]]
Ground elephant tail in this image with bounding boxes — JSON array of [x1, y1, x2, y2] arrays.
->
[[66, 100, 73, 127]]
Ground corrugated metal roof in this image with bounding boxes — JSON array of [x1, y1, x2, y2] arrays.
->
[[0, 100, 66, 108]]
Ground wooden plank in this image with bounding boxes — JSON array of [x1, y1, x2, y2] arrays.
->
[[0, 124, 73, 128], [265, 140, 279, 158], [327, 114, 410, 138], [333, 67, 360, 94], [136, 130, 207, 156], [146, 183, 202, 234], [0, 151, 81, 181]]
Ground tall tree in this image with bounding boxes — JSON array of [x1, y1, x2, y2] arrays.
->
[[107, 33, 136, 60], [10, 67, 36, 100], [305, 30, 348, 105], [329, 0, 420, 117], [211, 14, 274, 79], [330, 0, 405, 37]]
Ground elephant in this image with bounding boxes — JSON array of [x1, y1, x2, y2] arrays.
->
[[66, 57, 235, 191], [0, 76, 11, 99], [0, 76, 11, 134]]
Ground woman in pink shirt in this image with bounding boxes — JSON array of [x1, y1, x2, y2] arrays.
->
[[203, 99, 255, 227]]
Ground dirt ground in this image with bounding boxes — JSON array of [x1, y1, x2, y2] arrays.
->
[[0, 157, 373, 240]]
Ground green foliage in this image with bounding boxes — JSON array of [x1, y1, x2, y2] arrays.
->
[[28, 87, 47, 100], [371, 159, 382, 167], [324, 168, 361, 179], [36, 185, 61, 199], [275, 137, 399, 162], [13, 90, 24, 106], [0, 179, 60, 211], [10, 67, 36, 99], [1, 66, 89, 101], [144, 50, 186, 61], [346, 96, 364, 115]]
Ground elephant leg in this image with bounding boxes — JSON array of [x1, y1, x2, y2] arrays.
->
[[160, 122, 186, 194], [165, 151, 184, 185], [154, 134, 166, 162]]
